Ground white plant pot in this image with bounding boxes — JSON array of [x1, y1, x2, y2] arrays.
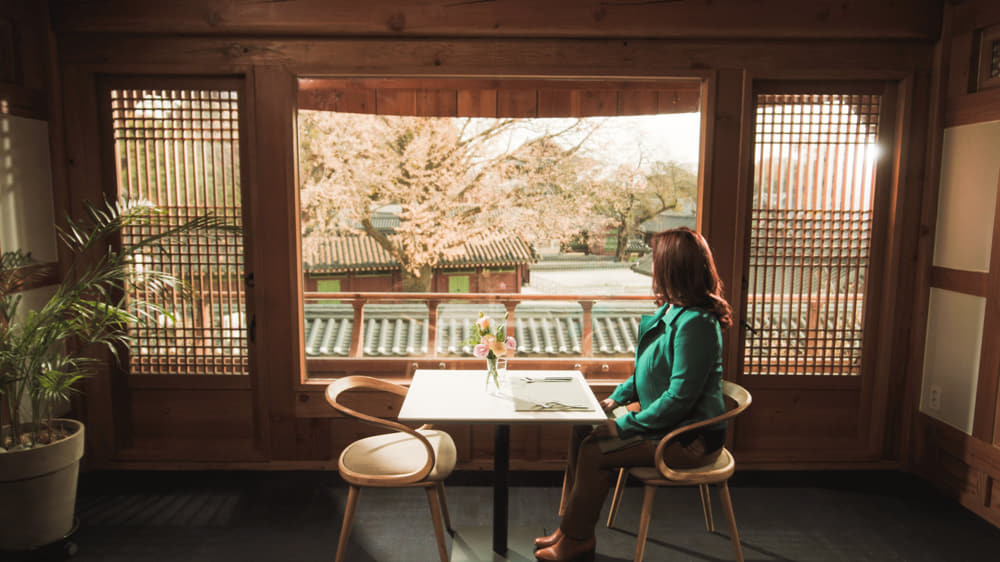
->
[[0, 419, 84, 551]]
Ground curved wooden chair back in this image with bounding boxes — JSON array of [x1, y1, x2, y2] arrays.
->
[[326, 375, 437, 486]]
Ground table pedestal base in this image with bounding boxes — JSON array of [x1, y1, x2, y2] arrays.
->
[[450, 526, 542, 562]]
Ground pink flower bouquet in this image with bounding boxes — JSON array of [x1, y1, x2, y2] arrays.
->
[[467, 311, 516, 389]]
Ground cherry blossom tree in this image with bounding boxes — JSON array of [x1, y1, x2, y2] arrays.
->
[[298, 111, 599, 291], [584, 159, 697, 261]]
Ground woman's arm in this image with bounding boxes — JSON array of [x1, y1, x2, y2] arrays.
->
[[615, 312, 720, 438], [608, 374, 637, 406]]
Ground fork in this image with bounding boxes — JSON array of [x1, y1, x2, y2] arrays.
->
[[523, 376, 573, 384], [531, 400, 591, 411]]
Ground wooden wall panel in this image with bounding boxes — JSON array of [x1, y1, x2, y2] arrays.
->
[[0, 2, 49, 91], [298, 85, 375, 113], [118, 389, 259, 461], [128, 389, 255, 438], [249, 65, 300, 461], [914, 415, 1000, 528], [735, 388, 862, 450], [945, 89, 1000, 127], [658, 89, 701, 113], [619, 90, 659, 115], [931, 267, 989, 297], [980, 173, 1000, 441], [908, 0, 1000, 530], [376, 88, 417, 115], [299, 79, 700, 118], [497, 89, 537, 118], [537, 89, 572, 117], [574, 90, 617, 116], [457, 89, 496, 117], [883, 71, 934, 459], [417, 89, 458, 116]]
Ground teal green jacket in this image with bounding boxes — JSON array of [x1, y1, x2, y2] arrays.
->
[[609, 303, 727, 441]]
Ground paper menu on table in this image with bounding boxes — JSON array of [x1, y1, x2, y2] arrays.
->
[[510, 377, 595, 411]]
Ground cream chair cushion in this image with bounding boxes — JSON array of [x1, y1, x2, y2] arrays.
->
[[340, 428, 457, 482], [629, 448, 734, 482]]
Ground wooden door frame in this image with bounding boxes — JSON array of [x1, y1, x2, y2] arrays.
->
[[91, 73, 267, 462], [725, 76, 915, 465]]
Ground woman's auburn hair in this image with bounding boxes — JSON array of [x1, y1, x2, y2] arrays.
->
[[648, 227, 733, 328]]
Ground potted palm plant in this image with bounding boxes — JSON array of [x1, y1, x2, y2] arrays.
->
[[0, 199, 226, 553]]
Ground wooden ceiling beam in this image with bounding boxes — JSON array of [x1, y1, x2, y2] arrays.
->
[[56, 36, 935, 77], [49, 0, 943, 41]]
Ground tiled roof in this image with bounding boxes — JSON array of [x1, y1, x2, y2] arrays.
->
[[626, 238, 651, 254], [303, 235, 537, 274], [302, 299, 864, 365], [630, 255, 652, 276], [370, 212, 400, 232], [303, 301, 656, 358], [638, 213, 696, 234]]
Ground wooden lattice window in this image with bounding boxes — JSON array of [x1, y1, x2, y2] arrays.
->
[[979, 25, 1000, 91], [745, 92, 881, 377], [109, 87, 248, 375]]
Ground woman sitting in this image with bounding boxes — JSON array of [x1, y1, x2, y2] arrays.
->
[[534, 227, 733, 561]]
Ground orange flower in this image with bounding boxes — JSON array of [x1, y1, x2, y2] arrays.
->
[[489, 337, 508, 356]]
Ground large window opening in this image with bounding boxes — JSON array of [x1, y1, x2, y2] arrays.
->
[[296, 78, 702, 377]]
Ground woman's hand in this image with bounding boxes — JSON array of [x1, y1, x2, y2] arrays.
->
[[593, 419, 620, 437], [600, 398, 618, 412]]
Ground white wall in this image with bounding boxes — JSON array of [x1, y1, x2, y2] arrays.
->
[[0, 114, 57, 260], [921, 120, 1000, 432], [932, 121, 1000, 272], [921, 288, 986, 432]]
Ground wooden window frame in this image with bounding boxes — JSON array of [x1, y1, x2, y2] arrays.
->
[[96, 75, 256, 378]]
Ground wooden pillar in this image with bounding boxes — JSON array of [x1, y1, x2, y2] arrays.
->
[[580, 300, 594, 357], [503, 300, 519, 342], [427, 299, 440, 357], [349, 299, 366, 357]]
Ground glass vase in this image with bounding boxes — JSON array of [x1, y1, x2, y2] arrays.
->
[[485, 355, 508, 395]]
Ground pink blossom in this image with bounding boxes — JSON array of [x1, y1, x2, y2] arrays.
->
[[476, 315, 491, 331], [473, 343, 489, 358], [505, 337, 517, 352]]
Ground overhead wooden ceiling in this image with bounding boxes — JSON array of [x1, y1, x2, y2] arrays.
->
[[48, 0, 943, 41]]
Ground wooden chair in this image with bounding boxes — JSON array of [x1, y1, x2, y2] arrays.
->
[[605, 380, 752, 562], [326, 376, 457, 562]]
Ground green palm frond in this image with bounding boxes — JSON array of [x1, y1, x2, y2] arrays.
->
[[1, 197, 236, 448]]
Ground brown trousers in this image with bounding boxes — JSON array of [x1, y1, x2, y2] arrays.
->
[[558, 424, 722, 540]]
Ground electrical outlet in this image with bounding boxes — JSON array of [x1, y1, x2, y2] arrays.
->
[[928, 385, 942, 411]]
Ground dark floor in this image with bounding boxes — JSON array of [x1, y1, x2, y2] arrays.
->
[[38, 469, 1000, 561]]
